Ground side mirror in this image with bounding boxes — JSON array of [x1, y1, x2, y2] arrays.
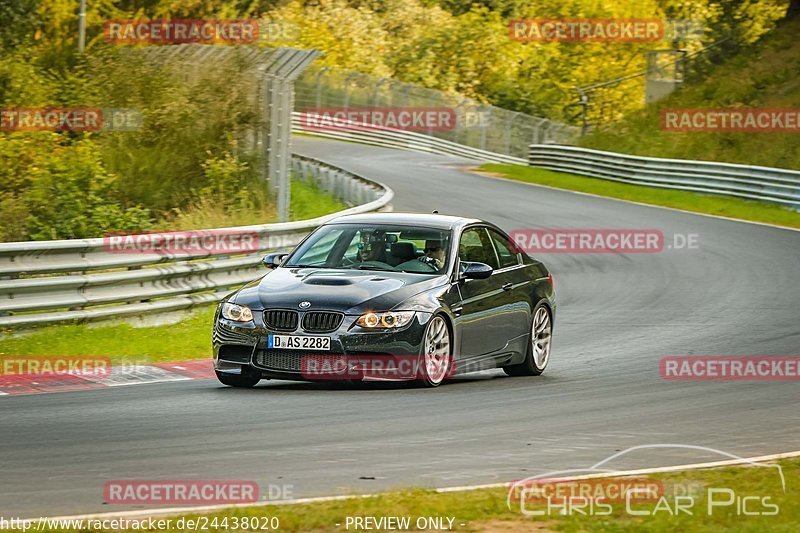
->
[[460, 261, 493, 280], [262, 252, 289, 269]]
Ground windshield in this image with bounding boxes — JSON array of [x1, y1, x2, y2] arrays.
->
[[284, 223, 452, 274]]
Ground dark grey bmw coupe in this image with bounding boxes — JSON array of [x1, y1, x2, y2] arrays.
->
[[212, 213, 555, 388]]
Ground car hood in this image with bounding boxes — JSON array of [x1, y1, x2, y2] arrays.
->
[[232, 267, 448, 314]]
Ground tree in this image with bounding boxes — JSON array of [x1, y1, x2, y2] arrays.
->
[[787, 0, 800, 18], [0, 0, 39, 50]]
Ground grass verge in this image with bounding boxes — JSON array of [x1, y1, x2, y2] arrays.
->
[[0, 306, 216, 364], [478, 164, 800, 229], [289, 178, 349, 221], [22, 457, 800, 531]]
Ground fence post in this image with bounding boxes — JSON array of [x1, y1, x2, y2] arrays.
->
[[314, 66, 330, 109], [505, 112, 520, 156], [480, 107, 492, 152], [343, 72, 360, 111], [263, 74, 291, 222]]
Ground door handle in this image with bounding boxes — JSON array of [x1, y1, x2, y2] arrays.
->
[[501, 282, 513, 291]]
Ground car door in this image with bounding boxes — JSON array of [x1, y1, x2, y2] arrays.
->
[[486, 227, 531, 342], [454, 226, 508, 360]]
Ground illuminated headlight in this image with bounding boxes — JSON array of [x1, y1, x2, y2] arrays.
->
[[355, 311, 415, 329], [221, 302, 254, 322]]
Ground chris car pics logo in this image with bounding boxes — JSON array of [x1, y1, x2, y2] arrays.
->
[[508, 445, 785, 517]]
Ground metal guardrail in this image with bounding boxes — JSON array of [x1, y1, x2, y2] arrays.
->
[[0, 155, 393, 328], [292, 113, 800, 210], [528, 145, 800, 210], [292, 112, 528, 165]]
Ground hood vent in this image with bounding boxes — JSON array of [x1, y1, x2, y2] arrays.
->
[[304, 278, 353, 286]]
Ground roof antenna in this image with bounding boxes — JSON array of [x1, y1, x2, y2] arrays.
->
[[432, 210, 439, 214]]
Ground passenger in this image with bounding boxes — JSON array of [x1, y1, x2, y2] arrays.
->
[[358, 231, 388, 263]]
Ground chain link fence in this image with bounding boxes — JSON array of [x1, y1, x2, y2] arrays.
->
[[295, 66, 578, 159], [135, 44, 319, 221]]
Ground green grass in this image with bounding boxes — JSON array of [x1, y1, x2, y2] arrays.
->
[[155, 178, 349, 231], [0, 307, 216, 364], [290, 178, 349, 221], [478, 164, 800, 229], [23, 457, 800, 531]]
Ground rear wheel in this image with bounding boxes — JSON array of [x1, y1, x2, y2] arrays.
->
[[417, 315, 452, 387], [504, 303, 552, 377], [216, 368, 261, 388]]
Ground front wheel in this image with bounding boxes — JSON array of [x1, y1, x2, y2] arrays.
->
[[216, 368, 261, 388], [504, 303, 552, 377], [417, 315, 452, 387]]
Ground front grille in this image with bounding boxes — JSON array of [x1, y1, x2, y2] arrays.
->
[[255, 349, 304, 372], [263, 310, 298, 332], [302, 311, 344, 333], [254, 349, 344, 373]]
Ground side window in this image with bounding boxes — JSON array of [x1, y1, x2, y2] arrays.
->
[[342, 231, 362, 263], [489, 229, 520, 269], [458, 227, 499, 269]]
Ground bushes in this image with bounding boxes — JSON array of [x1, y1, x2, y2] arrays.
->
[[0, 0, 792, 241], [0, 134, 153, 241], [0, 45, 265, 241]]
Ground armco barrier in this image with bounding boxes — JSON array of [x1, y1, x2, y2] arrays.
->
[[528, 144, 800, 210], [0, 155, 393, 328]]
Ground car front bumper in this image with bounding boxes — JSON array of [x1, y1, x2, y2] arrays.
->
[[213, 310, 433, 381]]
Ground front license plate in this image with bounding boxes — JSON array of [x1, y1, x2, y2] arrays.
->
[[267, 334, 330, 351]]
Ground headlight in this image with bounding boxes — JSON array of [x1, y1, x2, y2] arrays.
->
[[355, 311, 415, 329], [221, 302, 253, 322]]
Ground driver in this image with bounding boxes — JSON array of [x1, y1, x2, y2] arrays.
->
[[419, 239, 446, 269]]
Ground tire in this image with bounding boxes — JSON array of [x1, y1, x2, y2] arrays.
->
[[504, 303, 552, 377], [416, 314, 452, 388], [216, 368, 261, 388]]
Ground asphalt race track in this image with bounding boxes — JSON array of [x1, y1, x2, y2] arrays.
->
[[2, 137, 799, 518]]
